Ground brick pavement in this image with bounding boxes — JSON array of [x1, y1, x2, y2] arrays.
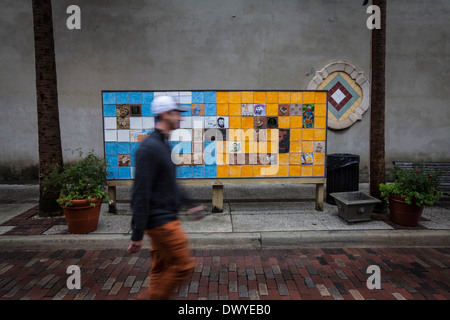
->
[[0, 247, 449, 300]]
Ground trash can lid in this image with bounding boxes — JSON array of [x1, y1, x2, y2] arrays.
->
[[327, 154, 360, 170]]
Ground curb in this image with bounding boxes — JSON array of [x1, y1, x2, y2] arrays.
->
[[0, 229, 449, 251]]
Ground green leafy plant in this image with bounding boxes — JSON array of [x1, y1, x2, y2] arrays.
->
[[379, 163, 442, 206], [43, 150, 109, 207]]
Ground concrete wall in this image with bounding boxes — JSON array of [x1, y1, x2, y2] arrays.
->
[[0, 0, 449, 182]]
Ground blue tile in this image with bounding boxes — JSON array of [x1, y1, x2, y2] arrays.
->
[[103, 92, 116, 104], [204, 104, 217, 116], [181, 104, 192, 117], [116, 92, 129, 104], [105, 142, 117, 155], [204, 91, 216, 103], [177, 166, 193, 178], [104, 105, 116, 117], [172, 141, 192, 154], [192, 91, 204, 103], [118, 142, 131, 154], [204, 141, 216, 149], [107, 167, 119, 180], [142, 104, 153, 117], [193, 166, 205, 178], [131, 142, 140, 155], [205, 166, 217, 178], [130, 154, 136, 167], [129, 92, 142, 104], [142, 92, 154, 104], [118, 167, 131, 179], [106, 155, 118, 167], [204, 153, 216, 165]]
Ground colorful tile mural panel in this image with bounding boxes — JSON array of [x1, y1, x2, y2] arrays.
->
[[103, 91, 327, 180]]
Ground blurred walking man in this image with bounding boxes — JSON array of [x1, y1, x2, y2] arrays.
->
[[127, 95, 205, 300]]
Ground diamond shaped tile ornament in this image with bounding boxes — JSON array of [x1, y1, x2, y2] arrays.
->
[[307, 61, 370, 130]]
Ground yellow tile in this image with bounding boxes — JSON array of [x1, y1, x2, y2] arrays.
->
[[228, 129, 242, 141], [290, 141, 302, 153], [303, 92, 315, 103], [254, 92, 266, 103], [266, 92, 278, 103], [217, 104, 229, 116], [267, 129, 278, 141], [302, 129, 314, 140], [315, 91, 327, 104], [217, 165, 229, 177], [253, 166, 263, 177], [257, 142, 268, 154], [266, 104, 278, 116], [290, 116, 302, 128], [229, 91, 241, 103], [313, 165, 325, 176], [229, 166, 241, 177], [289, 165, 301, 177], [278, 117, 290, 129], [244, 140, 256, 153], [315, 117, 326, 129], [229, 103, 241, 116], [290, 153, 302, 165], [242, 129, 255, 141], [277, 166, 289, 177], [242, 117, 254, 129], [278, 92, 291, 103], [229, 116, 241, 128], [216, 141, 225, 153], [279, 153, 289, 165], [302, 141, 314, 153], [241, 91, 254, 103], [241, 165, 253, 177], [216, 153, 229, 165], [314, 153, 325, 165], [314, 129, 326, 141], [291, 129, 302, 141], [301, 165, 313, 176], [216, 91, 229, 103], [315, 104, 327, 117], [260, 165, 277, 177], [291, 92, 302, 103]]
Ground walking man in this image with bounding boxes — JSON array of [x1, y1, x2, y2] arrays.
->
[[127, 95, 205, 300]]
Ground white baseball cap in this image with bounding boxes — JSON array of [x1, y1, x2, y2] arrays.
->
[[151, 95, 188, 115]]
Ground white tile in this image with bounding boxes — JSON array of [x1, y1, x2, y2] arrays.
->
[[204, 116, 219, 128], [142, 117, 155, 129], [130, 117, 143, 129], [180, 95, 192, 104], [192, 117, 204, 129], [170, 129, 192, 142], [180, 117, 192, 128], [104, 117, 117, 130], [104, 130, 117, 142], [117, 130, 130, 142]]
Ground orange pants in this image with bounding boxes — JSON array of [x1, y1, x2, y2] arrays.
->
[[145, 220, 194, 300]]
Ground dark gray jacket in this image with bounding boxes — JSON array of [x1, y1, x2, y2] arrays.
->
[[131, 129, 188, 241]]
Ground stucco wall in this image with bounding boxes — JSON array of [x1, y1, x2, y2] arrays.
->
[[0, 0, 449, 182]]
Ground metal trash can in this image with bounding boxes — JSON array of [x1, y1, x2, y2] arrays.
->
[[326, 153, 360, 205]]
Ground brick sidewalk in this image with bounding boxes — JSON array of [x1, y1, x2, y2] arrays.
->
[[1, 247, 449, 300]]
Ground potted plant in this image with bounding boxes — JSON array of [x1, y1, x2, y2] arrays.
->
[[43, 150, 109, 234], [379, 163, 442, 227]]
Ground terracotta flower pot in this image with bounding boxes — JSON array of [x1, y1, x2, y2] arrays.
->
[[388, 195, 424, 227], [62, 198, 102, 234]]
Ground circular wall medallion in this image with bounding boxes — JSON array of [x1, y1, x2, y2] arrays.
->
[[307, 61, 370, 130]]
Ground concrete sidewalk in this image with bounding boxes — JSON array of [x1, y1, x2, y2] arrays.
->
[[0, 183, 449, 250]]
